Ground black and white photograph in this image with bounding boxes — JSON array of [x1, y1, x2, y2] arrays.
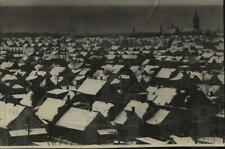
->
[[0, 0, 224, 147]]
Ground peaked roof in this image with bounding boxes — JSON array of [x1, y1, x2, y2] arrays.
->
[[0, 101, 25, 128], [77, 78, 106, 95], [92, 101, 114, 117], [56, 107, 98, 131], [146, 109, 170, 125], [36, 98, 65, 122], [156, 68, 176, 79]]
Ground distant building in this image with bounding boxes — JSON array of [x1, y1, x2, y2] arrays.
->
[[193, 10, 200, 31]]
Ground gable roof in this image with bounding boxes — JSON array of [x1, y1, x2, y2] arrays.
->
[[156, 68, 176, 79], [56, 107, 98, 131], [124, 100, 149, 119], [92, 101, 114, 117], [49, 66, 66, 76], [170, 135, 195, 145], [153, 87, 177, 105], [136, 137, 167, 145], [36, 98, 65, 122], [146, 109, 170, 125], [0, 101, 25, 128], [77, 79, 106, 95]]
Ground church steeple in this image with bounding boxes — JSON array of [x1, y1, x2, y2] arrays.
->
[[193, 9, 200, 31]]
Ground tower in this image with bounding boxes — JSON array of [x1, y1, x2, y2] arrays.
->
[[193, 10, 200, 31]]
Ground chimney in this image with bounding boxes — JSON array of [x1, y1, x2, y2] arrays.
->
[[67, 95, 70, 101], [131, 106, 135, 113], [13, 100, 17, 106]]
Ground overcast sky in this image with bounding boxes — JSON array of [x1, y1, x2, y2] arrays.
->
[[0, 0, 223, 6], [0, 0, 223, 33]]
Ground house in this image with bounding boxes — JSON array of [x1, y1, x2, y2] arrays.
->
[[53, 107, 117, 144], [112, 100, 148, 141], [209, 108, 225, 137], [0, 101, 47, 145]]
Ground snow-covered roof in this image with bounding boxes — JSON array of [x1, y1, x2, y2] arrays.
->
[[47, 88, 69, 95], [113, 111, 128, 125], [50, 66, 66, 76], [146, 109, 170, 125], [112, 65, 124, 74], [56, 107, 98, 131], [1, 74, 17, 82], [144, 65, 159, 75], [147, 86, 159, 101], [170, 135, 195, 145], [77, 79, 106, 95], [215, 109, 224, 118], [20, 91, 33, 107], [9, 128, 47, 137], [170, 72, 184, 81], [50, 76, 64, 85], [198, 137, 224, 144], [97, 129, 117, 135], [136, 137, 166, 145], [0, 101, 25, 128], [217, 74, 224, 85], [124, 100, 149, 119], [0, 61, 14, 69], [150, 87, 177, 106], [156, 68, 176, 79], [92, 101, 114, 117], [36, 98, 65, 122], [208, 56, 224, 64]]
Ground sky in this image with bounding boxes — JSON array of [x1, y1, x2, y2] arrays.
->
[[0, 0, 223, 6], [0, 0, 223, 34]]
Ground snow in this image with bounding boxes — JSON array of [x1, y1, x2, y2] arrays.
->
[[113, 111, 128, 125], [170, 135, 195, 144], [47, 88, 69, 95], [1, 74, 17, 82], [9, 128, 47, 137], [97, 129, 117, 135], [0, 101, 25, 128], [170, 72, 184, 81], [217, 74, 224, 85], [215, 109, 224, 118], [20, 91, 33, 107], [124, 100, 149, 119], [151, 87, 177, 106], [0, 61, 14, 69], [146, 109, 170, 125], [50, 66, 65, 76], [36, 98, 66, 122], [156, 68, 176, 79], [92, 101, 114, 117], [77, 79, 106, 95], [198, 137, 225, 144], [136, 137, 166, 145], [56, 107, 98, 131]]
